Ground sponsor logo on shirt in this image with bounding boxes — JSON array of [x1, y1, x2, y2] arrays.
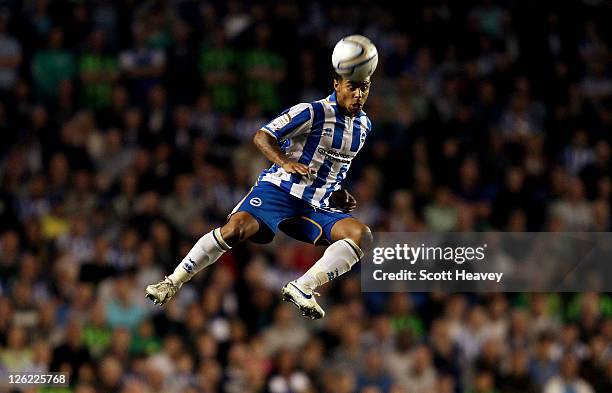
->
[[317, 147, 354, 164]]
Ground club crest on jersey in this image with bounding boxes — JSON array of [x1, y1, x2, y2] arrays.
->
[[250, 197, 262, 207], [270, 113, 291, 130], [322, 128, 333, 137]]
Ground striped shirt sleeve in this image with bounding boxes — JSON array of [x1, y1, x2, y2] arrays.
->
[[261, 103, 313, 141]]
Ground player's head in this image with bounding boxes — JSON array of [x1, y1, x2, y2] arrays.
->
[[333, 73, 371, 117]]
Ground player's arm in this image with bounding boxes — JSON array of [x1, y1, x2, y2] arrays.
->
[[255, 103, 315, 176], [253, 131, 312, 176], [330, 189, 358, 212]]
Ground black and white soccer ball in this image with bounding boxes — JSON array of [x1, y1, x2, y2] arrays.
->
[[332, 35, 378, 82]]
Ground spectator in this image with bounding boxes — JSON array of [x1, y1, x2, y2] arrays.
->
[[580, 140, 610, 199], [262, 304, 310, 355], [165, 20, 200, 104], [467, 369, 499, 393], [356, 349, 393, 392], [397, 344, 437, 393], [119, 23, 166, 104], [161, 174, 202, 234], [242, 24, 286, 113], [96, 355, 123, 393], [528, 332, 559, 388], [31, 27, 76, 101], [50, 321, 92, 381], [549, 177, 594, 231], [105, 276, 146, 330], [543, 354, 594, 393], [79, 29, 119, 111], [563, 130, 594, 176], [424, 187, 459, 231], [0, 325, 32, 371], [267, 348, 312, 393], [500, 349, 537, 393], [200, 30, 239, 113], [0, 13, 22, 93]]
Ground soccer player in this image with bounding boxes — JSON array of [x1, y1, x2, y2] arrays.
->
[[146, 73, 373, 319]]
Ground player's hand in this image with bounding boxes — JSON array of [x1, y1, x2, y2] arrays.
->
[[330, 189, 357, 212], [281, 160, 315, 177]]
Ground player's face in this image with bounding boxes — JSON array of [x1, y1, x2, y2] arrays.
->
[[334, 77, 371, 116]]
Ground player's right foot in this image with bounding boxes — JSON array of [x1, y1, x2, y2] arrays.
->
[[281, 281, 325, 320], [145, 277, 181, 305]]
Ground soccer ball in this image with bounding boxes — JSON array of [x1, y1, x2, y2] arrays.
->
[[332, 35, 378, 81]]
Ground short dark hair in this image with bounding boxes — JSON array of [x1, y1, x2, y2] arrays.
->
[[333, 70, 344, 82]]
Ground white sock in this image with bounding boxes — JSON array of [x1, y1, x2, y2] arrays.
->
[[168, 228, 231, 285], [295, 238, 363, 292]]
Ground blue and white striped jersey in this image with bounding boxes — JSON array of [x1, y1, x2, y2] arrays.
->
[[258, 92, 372, 208]]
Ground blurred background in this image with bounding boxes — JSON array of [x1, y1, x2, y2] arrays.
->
[[0, 0, 611, 392]]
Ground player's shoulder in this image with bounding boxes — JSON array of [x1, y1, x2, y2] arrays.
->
[[286, 102, 313, 112], [308, 94, 339, 118], [359, 112, 372, 131], [267, 102, 313, 132], [316, 93, 337, 108], [274, 102, 312, 121], [279, 102, 313, 119]]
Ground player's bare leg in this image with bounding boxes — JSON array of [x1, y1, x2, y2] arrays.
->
[[282, 218, 371, 319], [145, 212, 259, 305]]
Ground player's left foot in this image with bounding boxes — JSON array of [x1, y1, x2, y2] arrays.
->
[[145, 277, 181, 305], [281, 281, 325, 319]]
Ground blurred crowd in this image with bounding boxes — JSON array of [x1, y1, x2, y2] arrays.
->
[[0, 0, 611, 392]]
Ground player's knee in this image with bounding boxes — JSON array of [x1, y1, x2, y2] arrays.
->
[[345, 223, 372, 249], [361, 225, 373, 247], [221, 221, 247, 244], [222, 214, 257, 245]]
